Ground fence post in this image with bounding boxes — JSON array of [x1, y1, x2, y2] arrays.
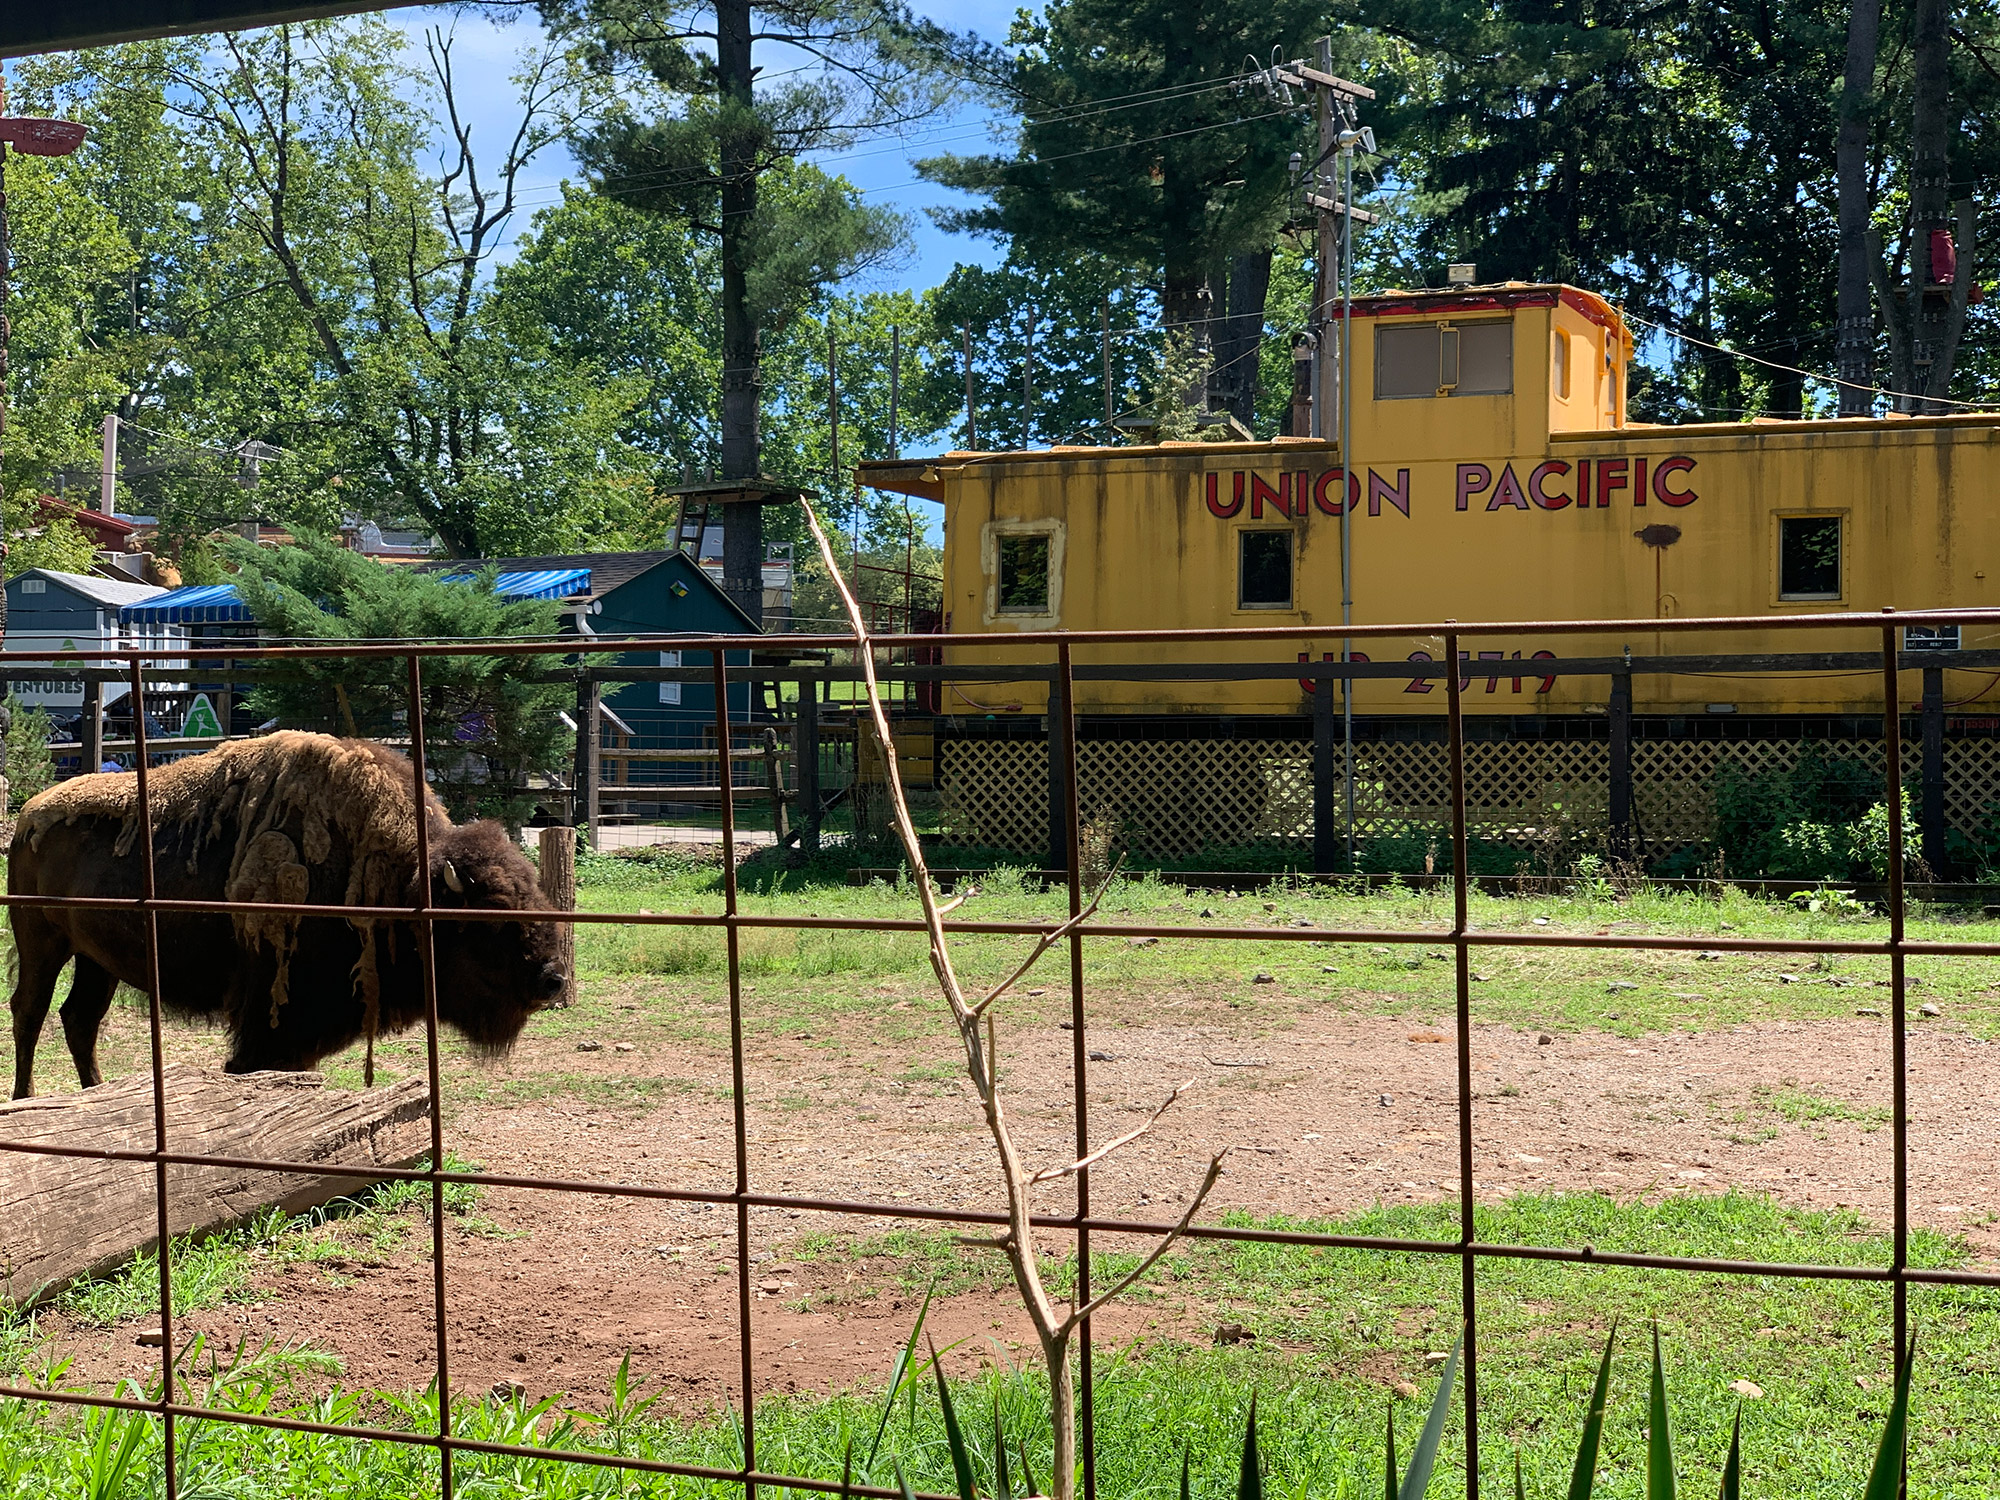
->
[[798, 676, 821, 855], [1608, 669, 1633, 859], [1312, 669, 1338, 873], [81, 679, 104, 773], [574, 676, 599, 850], [536, 825, 577, 1007], [1046, 695, 1069, 874], [1922, 664, 1945, 873]]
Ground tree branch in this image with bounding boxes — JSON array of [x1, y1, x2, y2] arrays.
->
[[1065, 1150, 1226, 1331], [1029, 1076, 1196, 1184]]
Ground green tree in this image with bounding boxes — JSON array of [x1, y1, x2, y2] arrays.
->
[[544, 0, 950, 620], [17, 20, 652, 560], [231, 535, 571, 828], [918, 0, 1335, 422]]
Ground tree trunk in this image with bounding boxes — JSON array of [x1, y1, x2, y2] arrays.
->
[[1042, 1329, 1076, 1500], [1836, 0, 1882, 415], [1908, 0, 1952, 411], [716, 0, 764, 625], [1208, 250, 1271, 429]]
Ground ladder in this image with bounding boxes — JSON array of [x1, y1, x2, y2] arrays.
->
[[672, 499, 710, 555]]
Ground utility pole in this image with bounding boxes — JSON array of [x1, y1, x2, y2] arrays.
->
[[889, 325, 901, 461], [100, 413, 119, 513], [1023, 303, 1036, 447], [1275, 42, 1374, 870], [962, 323, 978, 449], [1101, 299, 1114, 427]]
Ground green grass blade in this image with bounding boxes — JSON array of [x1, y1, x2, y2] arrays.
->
[[994, 1397, 1014, 1500], [895, 1460, 919, 1500], [1399, 1333, 1462, 1500], [1647, 1324, 1676, 1500], [930, 1336, 978, 1500], [1182, 1443, 1192, 1500], [1718, 1405, 1741, 1500], [1861, 1333, 1917, 1500], [866, 1277, 937, 1467], [1238, 1391, 1263, 1500], [1018, 1436, 1040, 1500], [1514, 1450, 1526, 1500], [1384, 1403, 1398, 1500], [1566, 1324, 1618, 1500], [842, 1441, 856, 1500]]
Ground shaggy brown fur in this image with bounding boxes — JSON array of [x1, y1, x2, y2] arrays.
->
[[9, 734, 565, 1098]]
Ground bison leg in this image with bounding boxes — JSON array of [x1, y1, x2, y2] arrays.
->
[[57, 958, 119, 1091], [7, 908, 72, 1100]]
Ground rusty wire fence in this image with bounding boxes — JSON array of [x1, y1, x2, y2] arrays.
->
[[1, 606, 1998, 1498]]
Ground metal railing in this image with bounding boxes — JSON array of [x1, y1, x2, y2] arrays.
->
[[1, 604, 1997, 1498]]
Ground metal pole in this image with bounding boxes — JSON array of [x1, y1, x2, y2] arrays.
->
[[963, 322, 978, 449], [889, 325, 901, 461], [1101, 298, 1113, 427], [1023, 303, 1036, 446], [1335, 40, 1358, 872]]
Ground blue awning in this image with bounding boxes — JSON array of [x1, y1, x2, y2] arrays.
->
[[437, 567, 592, 602], [119, 583, 252, 625]]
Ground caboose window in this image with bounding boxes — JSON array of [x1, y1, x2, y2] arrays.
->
[[996, 534, 1051, 612], [1238, 531, 1293, 610], [1779, 516, 1842, 600], [1375, 320, 1512, 399]]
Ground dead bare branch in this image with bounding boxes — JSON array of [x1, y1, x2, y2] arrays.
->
[[972, 856, 1125, 1018], [1029, 1077, 1198, 1184], [1066, 1150, 1228, 1331]]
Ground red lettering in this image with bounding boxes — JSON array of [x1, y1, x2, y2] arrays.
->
[[1405, 650, 1436, 694], [1455, 463, 1492, 511], [1653, 456, 1697, 506], [1250, 472, 1285, 519], [1528, 460, 1572, 509], [1486, 464, 1530, 511], [1207, 472, 1243, 518], [1532, 649, 1556, 694], [1313, 469, 1343, 516], [1595, 457, 1629, 508], [1632, 457, 1648, 506], [1575, 460, 1590, 516], [1479, 650, 1505, 692], [1368, 468, 1411, 517]]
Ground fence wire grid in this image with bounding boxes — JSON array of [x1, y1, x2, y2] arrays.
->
[[1, 604, 1998, 1500]]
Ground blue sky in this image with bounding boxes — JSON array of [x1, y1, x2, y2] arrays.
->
[[388, 1, 1025, 292]]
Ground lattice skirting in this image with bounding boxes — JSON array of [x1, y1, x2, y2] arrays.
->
[[935, 734, 1995, 857]]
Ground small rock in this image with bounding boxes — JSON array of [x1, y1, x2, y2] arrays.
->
[[1471, 973, 1490, 982], [1378, 1093, 1394, 1107], [1263, 903, 1277, 912], [1392, 1380, 1420, 1399], [1058, 1020, 1074, 1030], [1428, 951, 1451, 962], [491, 1380, 526, 1403], [1088, 1050, 1116, 1062], [1407, 1030, 1446, 1044], [1856, 1006, 1885, 1017], [576, 1040, 602, 1052], [1213, 1322, 1255, 1345], [1729, 1379, 1764, 1400], [1199, 908, 1214, 918], [1126, 936, 1159, 948], [1607, 981, 1638, 993], [1696, 950, 1725, 961], [1424, 1351, 1449, 1365], [1908, 976, 1925, 986], [1292, 917, 1314, 928], [1252, 972, 1276, 984], [1719, 922, 1736, 930], [135, 1328, 165, 1348], [1605, 1012, 1620, 1021], [1028, 988, 1046, 996], [1779, 973, 1802, 984], [1919, 1001, 1941, 1018], [1531, 917, 1551, 926], [759, 1279, 783, 1294], [1321, 965, 1341, 974], [614, 1042, 635, 1053], [1537, 1033, 1554, 1045]]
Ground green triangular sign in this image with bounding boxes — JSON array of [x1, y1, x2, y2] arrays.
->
[[182, 693, 223, 738]]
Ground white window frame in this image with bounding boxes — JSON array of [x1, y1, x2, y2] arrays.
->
[[980, 518, 1065, 627]]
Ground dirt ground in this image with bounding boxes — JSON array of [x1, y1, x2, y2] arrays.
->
[[40, 1002, 1999, 1407]]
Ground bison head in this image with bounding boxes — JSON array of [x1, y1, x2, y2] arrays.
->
[[421, 820, 567, 1053]]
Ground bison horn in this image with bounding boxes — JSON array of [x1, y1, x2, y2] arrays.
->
[[441, 859, 464, 894]]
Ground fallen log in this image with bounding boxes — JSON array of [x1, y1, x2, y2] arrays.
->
[[0, 1065, 431, 1309]]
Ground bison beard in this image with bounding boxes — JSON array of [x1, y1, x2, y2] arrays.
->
[[7, 733, 566, 1099]]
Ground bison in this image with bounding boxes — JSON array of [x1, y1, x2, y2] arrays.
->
[[8, 731, 566, 1099]]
